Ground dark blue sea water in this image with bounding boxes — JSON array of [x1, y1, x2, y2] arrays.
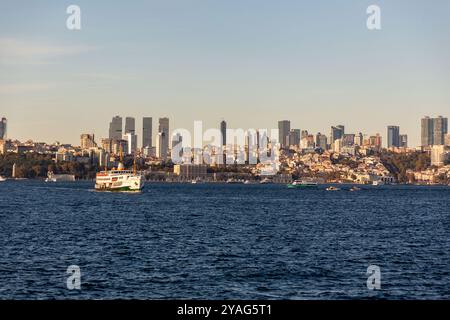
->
[[0, 180, 449, 300]]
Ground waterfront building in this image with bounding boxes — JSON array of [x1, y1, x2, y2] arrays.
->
[[142, 117, 152, 149], [55, 150, 74, 162], [109, 116, 122, 140], [173, 164, 208, 180], [431, 145, 447, 167]]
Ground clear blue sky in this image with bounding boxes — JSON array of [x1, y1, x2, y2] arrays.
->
[[1, 0, 449, 146]]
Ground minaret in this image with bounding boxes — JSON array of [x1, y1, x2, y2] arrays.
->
[[12, 163, 16, 178]]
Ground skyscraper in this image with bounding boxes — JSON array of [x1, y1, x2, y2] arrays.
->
[[330, 125, 344, 143], [125, 117, 135, 134], [316, 133, 327, 150], [220, 120, 227, 146], [421, 116, 434, 147], [278, 120, 290, 148], [123, 132, 137, 154], [157, 118, 169, 160], [387, 126, 400, 148], [287, 129, 301, 147], [80, 134, 97, 150], [420, 117, 434, 147], [433, 116, 448, 146], [142, 117, 152, 149], [0, 117, 7, 139], [421, 116, 448, 146], [109, 116, 122, 140], [342, 134, 355, 147], [400, 134, 408, 148], [354, 132, 363, 146]]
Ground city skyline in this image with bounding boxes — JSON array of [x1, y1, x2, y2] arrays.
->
[[2, 1, 450, 146], [2, 114, 450, 150]]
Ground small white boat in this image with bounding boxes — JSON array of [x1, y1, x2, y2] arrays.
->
[[372, 180, 385, 186], [349, 186, 361, 192], [260, 178, 273, 184], [0, 176, 6, 182], [326, 186, 340, 191], [191, 178, 203, 184]]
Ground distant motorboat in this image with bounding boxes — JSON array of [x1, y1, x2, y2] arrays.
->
[[191, 177, 204, 184], [372, 180, 385, 186], [0, 176, 6, 182], [260, 177, 273, 184], [226, 178, 242, 184], [45, 171, 76, 182], [326, 186, 340, 191], [349, 186, 361, 192]]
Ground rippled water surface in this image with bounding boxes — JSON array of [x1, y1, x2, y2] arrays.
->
[[1, 180, 449, 299]]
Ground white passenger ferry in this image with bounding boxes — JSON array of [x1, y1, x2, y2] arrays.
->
[[95, 162, 144, 192]]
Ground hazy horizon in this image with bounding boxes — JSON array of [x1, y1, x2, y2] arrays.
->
[[1, 0, 450, 146]]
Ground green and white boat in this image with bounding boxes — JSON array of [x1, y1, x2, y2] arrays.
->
[[287, 179, 318, 189]]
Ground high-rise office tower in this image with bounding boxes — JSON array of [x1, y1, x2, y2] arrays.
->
[[445, 133, 450, 147], [342, 134, 355, 147], [287, 129, 301, 147], [387, 126, 400, 148], [220, 120, 227, 147], [125, 117, 135, 134], [109, 116, 122, 140], [80, 134, 97, 149], [278, 120, 290, 148], [172, 132, 182, 149], [330, 125, 345, 143], [354, 132, 363, 146], [123, 133, 137, 155], [301, 130, 308, 139], [422, 116, 448, 146], [433, 116, 448, 146], [157, 118, 169, 160], [400, 134, 408, 148], [421, 116, 434, 147], [0, 117, 7, 139], [316, 133, 328, 150], [142, 117, 152, 148]]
